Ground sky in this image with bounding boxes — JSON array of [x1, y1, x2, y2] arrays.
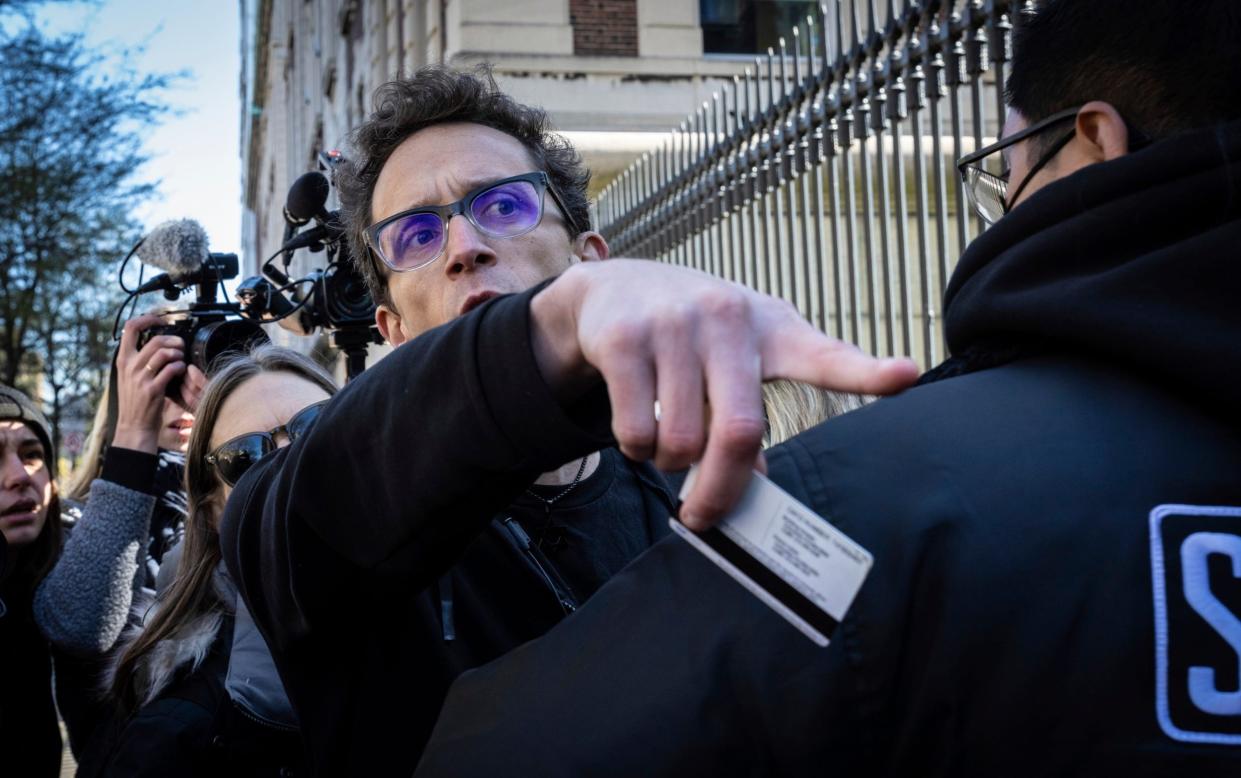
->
[[36, 0, 243, 265]]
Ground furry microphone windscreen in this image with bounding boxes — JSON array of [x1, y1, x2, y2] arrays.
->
[[135, 219, 211, 280]]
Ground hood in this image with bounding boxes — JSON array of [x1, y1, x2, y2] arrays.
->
[[104, 565, 234, 708], [226, 595, 298, 729], [942, 118, 1241, 420]]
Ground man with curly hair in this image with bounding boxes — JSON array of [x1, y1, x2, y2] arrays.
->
[[221, 66, 915, 776]]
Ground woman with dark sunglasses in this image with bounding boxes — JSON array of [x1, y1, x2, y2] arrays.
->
[[90, 345, 336, 778]]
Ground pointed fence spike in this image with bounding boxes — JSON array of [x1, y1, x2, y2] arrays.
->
[[766, 47, 776, 111], [833, 0, 846, 65], [792, 27, 802, 87], [778, 38, 789, 99]]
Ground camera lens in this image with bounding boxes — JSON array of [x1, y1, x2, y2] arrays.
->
[[191, 320, 269, 373]]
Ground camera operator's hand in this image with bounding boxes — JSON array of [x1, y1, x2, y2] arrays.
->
[[531, 260, 919, 530], [112, 314, 186, 454]]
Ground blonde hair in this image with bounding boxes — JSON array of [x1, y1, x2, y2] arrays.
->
[[64, 387, 112, 501], [110, 344, 337, 713], [761, 380, 867, 448]]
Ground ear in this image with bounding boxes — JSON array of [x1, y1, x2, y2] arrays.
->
[[571, 231, 609, 263], [1074, 101, 1131, 164], [376, 304, 409, 347]]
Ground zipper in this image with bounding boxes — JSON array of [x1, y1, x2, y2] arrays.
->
[[435, 573, 455, 642], [231, 697, 299, 733], [501, 516, 578, 614]]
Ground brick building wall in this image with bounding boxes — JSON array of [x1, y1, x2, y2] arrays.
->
[[570, 0, 638, 56]]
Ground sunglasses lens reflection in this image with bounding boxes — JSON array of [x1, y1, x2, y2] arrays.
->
[[214, 436, 272, 486], [287, 403, 325, 442]]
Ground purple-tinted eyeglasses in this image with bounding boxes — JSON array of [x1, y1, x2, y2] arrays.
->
[[363, 171, 582, 273]]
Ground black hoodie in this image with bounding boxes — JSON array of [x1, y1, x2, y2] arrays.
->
[[415, 120, 1241, 776], [220, 282, 674, 777]]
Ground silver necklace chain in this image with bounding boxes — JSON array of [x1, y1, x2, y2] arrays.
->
[[523, 455, 589, 509]]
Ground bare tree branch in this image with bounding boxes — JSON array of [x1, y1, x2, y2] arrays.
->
[[0, 23, 173, 454]]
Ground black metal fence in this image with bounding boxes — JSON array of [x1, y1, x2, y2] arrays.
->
[[595, 0, 1018, 369]]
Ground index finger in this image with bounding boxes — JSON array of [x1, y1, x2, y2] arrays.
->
[[119, 314, 167, 355], [761, 323, 919, 396]]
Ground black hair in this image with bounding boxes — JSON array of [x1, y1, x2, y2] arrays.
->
[[336, 65, 592, 309], [1005, 0, 1241, 155]]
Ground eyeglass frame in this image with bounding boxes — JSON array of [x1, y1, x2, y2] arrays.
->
[[362, 171, 584, 273], [956, 105, 1084, 224], [205, 399, 330, 486]]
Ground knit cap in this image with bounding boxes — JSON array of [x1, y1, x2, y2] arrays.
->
[[0, 384, 54, 463]]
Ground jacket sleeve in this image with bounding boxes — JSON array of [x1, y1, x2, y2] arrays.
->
[[35, 449, 159, 655], [220, 285, 613, 650]]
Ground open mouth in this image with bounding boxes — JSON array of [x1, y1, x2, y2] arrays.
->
[[1, 498, 39, 523], [459, 290, 499, 316]]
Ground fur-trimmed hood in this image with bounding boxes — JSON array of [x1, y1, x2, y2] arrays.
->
[[104, 565, 235, 708]]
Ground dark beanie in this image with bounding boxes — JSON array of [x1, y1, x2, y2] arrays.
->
[[0, 384, 54, 463]]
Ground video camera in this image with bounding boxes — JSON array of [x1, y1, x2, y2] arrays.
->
[[120, 219, 268, 396], [118, 150, 379, 390], [235, 150, 381, 381]]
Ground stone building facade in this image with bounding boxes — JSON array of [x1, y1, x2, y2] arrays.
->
[[239, 0, 814, 362]]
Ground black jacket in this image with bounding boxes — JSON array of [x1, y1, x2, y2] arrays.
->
[[0, 573, 61, 778], [415, 121, 1241, 776], [95, 611, 304, 778], [220, 287, 674, 776]]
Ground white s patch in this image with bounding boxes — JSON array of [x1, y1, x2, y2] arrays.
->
[[1151, 504, 1241, 745]]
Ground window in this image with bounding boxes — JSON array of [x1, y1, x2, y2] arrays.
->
[[701, 0, 819, 55]]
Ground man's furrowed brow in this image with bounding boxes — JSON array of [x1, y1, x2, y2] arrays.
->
[[401, 174, 508, 212]]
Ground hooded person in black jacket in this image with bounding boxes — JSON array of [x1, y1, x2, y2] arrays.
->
[[219, 68, 919, 776], [413, 2, 1241, 775]]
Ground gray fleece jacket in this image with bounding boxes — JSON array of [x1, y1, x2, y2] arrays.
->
[[34, 448, 183, 655], [36, 480, 153, 654]]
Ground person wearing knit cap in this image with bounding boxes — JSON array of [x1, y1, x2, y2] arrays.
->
[[0, 383, 64, 777], [0, 384, 60, 567], [0, 384, 55, 464]]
